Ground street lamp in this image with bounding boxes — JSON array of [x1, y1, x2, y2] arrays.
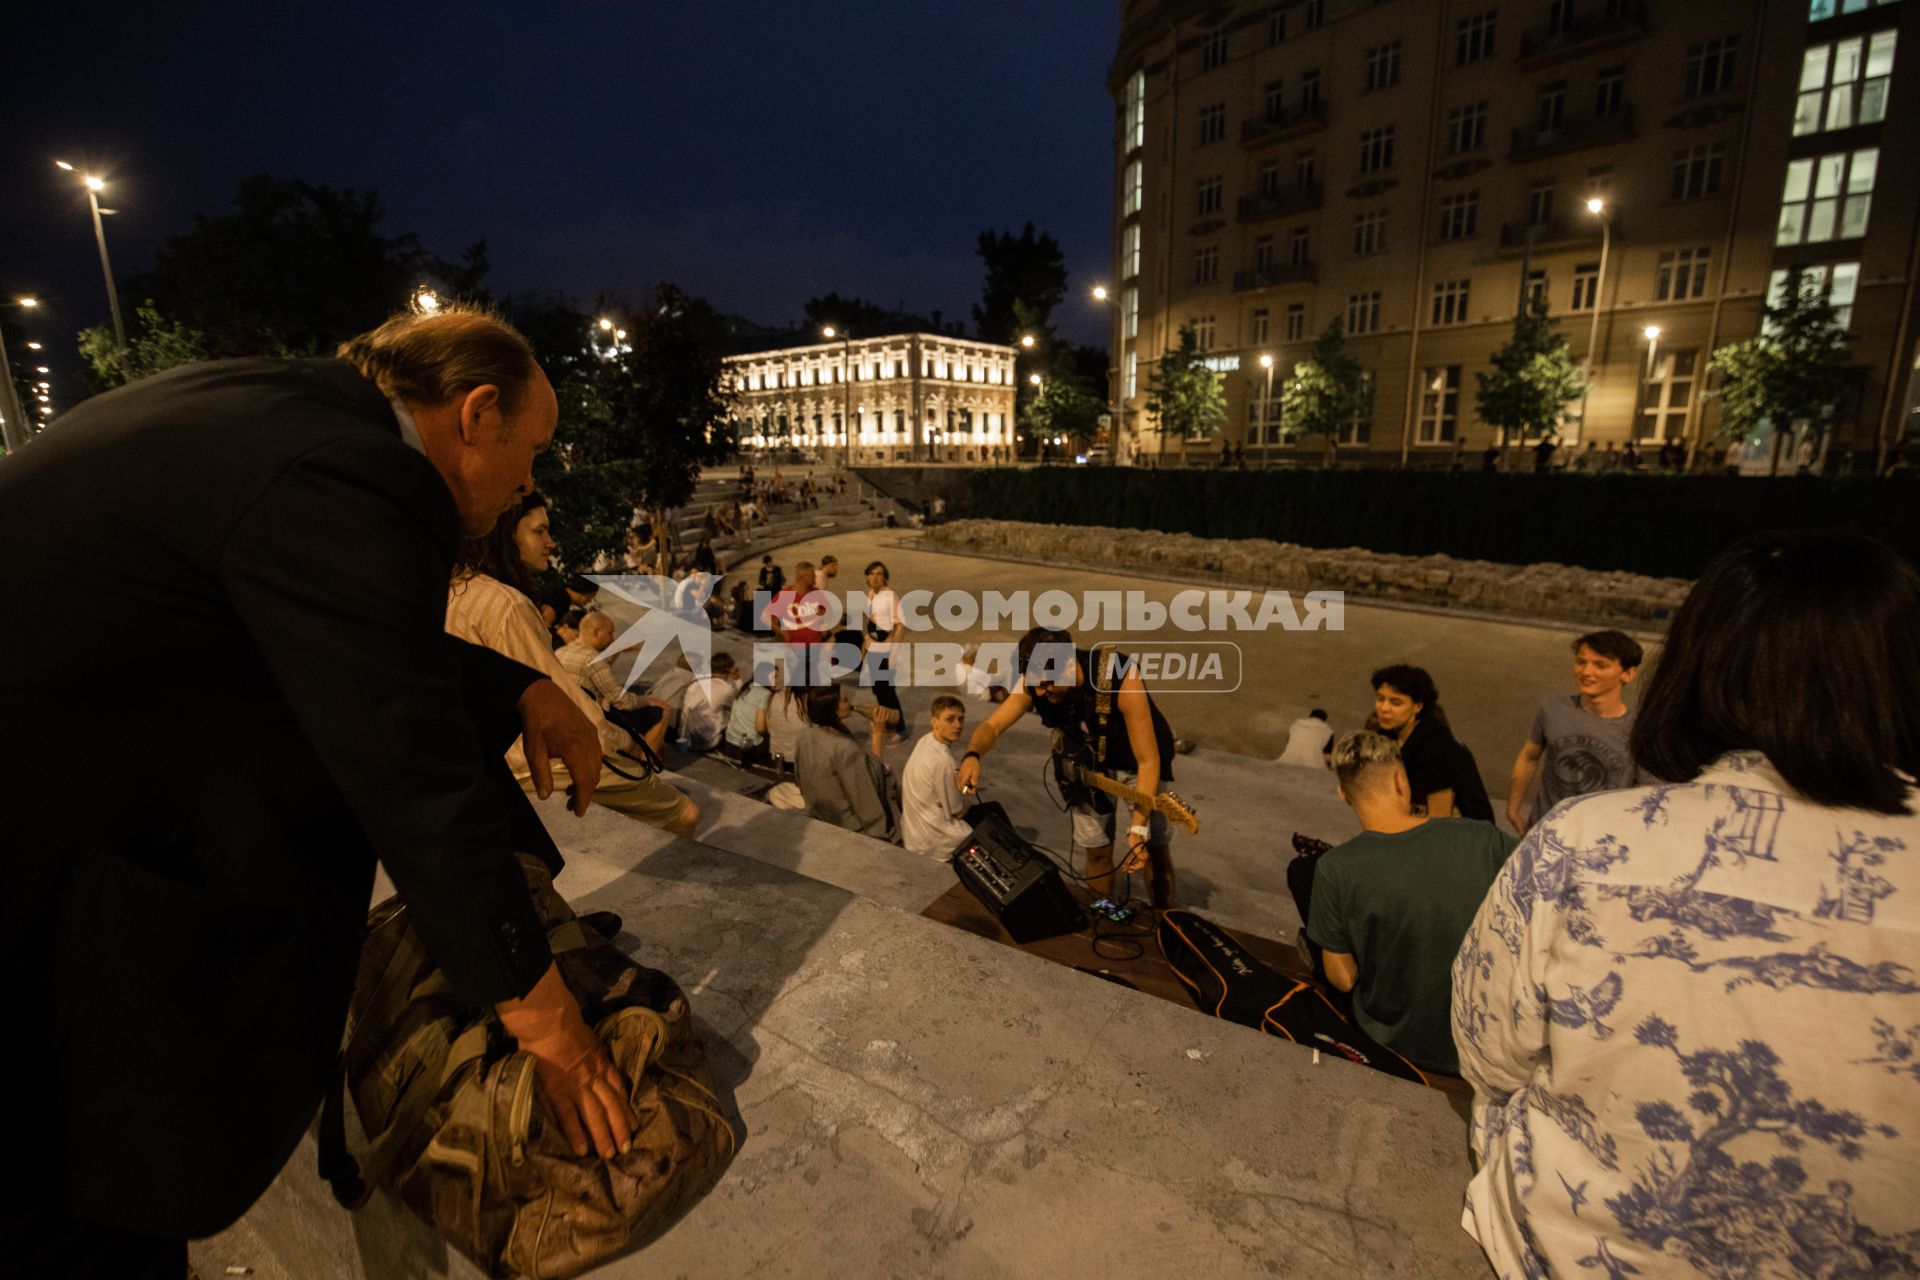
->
[[1574, 196, 1613, 444], [1630, 324, 1662, 446], [54, 162, 127, 360], [1091, 286, 1109, 301], [1019, 334, 1035, 349], [822, 325, 853, 467], [413, 288, 441, 313], [1257, 352, 1276, 450]]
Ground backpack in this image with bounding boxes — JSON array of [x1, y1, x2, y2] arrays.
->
[[319, 855, 736, 1278], [1157, 909, 1427, 1085]]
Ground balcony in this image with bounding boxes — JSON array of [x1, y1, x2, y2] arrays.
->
[[1509, 106, 1635, 161], [1236, 184, 1325, 223], [1233, 261, 1318, 291], [1497, 216, 1607, 251], [1517, 0, 1647, 67], [1240, 102, 1330, 147]]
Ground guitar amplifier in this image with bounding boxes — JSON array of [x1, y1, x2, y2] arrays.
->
[[950, 809, 1085, 944]]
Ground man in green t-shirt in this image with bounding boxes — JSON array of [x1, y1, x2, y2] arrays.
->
[[1306, 730, 1517, 1073]]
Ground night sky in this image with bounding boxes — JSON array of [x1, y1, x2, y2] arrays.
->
[[5, 2, 1120, 400]]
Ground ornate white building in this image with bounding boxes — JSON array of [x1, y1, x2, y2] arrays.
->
[[724, 331, 1020, 464]]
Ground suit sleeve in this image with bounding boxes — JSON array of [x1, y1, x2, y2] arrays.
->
[[220, 437, 551, 1005]]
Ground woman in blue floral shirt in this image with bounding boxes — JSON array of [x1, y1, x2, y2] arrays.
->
[[1453, 531, 1920, 1279]]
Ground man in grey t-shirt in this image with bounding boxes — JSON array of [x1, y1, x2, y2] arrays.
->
[[1507, 629, 1645, 833]]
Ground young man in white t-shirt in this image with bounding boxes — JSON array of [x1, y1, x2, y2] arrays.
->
[[680, 652, 740, 752], [901, 695, 973, 858]]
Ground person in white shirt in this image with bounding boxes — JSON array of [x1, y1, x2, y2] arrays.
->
[[1275, 708, 1333, 768], [679, 652, 739, 752], [900, 696, 974, 858]]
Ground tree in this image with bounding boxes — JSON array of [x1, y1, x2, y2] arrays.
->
[[1028, 372, 1106, 458], [121, 174, 488, 361], [972, 223, 1068, 344], [1475, 296, 1585, 453], [527, 284, 735, 574], [1280, 322, 1372, 466], [77, 302, 212, 388], [1145, 325, 1227, 461], [1705, 266, 1862, 475]]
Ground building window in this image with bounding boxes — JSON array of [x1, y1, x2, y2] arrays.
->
[[1199, 102, 1227, 145], [1338, 372, 1374, 446], [1528, 180, 1556, 227], [1196, 176, 1223, 216], [1456, 10, 1497, 65], [1639, 349, 1698, 442], [1584, 168, 1613, 207], [1547, 0, 1576, 35], [1251, 307, 1271, 344], [1594, 67, 1625, 118], [1809, 0, 1898, 19], [1353, 209, 1388, 255], [1670, 143, 1725, 200], [1525, 269, 1548, 308], [1683, 35, 1739, 97], [1431, 278, 1471, 325], [1125, 71, 1146, 152], [1122, 222, 1141, 279], [1346, 291, 1382, 335], [1268, 11, 1287, 44], [1358, 126, 1395, 174], [1656, 246, 1712, 300], [1777, 148, 1878, 244], [1300, 70, 1322, 111], [1193, 316, 1217, 350], [1124, 351, 1138, 399], [1438, 191, 1480, 240], [1285, 303, 1307, 341], [1796, 31, 1898, 135], [1768, 262, 1862, 328], [1365, 41, 1402, 92], [1417, 366, 1461, 443], [1304, 0, 1325, 30], [1254, 235, 1275, 271], [1258, 159, 1282, 197], [1124, 160, 1144, 215], [1447, 101, 1489, 153], [1200, 28, 1228, 72], [1248, 396, 1284, 445], [1295, 149, 1318, 187], [1123, 286, 1140, 339], [1570, 262, 1599, 310], [1289, 226, 1312, 265], [1538, 81, 1567, 132], [1194, 245, 1220, 284], [1264, 80, 1287, 123]]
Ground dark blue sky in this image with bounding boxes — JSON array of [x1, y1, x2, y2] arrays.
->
[[6, 1, 1120, 393]]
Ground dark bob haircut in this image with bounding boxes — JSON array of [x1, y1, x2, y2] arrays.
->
[[1371, 663, 1446, 725], [1631, 529, 1920, 815]]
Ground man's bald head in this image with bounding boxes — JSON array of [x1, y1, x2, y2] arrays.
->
[[580, 611, 615, 651]]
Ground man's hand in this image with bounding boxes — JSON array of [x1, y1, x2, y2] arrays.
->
[[496, 963, 635, 1160], [1121, 829, 1152, 874], [1507, 806, 1530, 837], [956, 753, 982, 795], [518, 679, 599, 815]]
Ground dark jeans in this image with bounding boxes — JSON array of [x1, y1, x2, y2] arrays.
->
[[724, 737, 772, 767], [1286, 847, 1326, 979]]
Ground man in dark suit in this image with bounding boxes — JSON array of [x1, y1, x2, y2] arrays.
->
[[0, 307, 636, 1276]]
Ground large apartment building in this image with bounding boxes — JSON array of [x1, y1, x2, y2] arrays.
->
[[1107, 0, 1920, 468], [724, 330, 1019, 464]]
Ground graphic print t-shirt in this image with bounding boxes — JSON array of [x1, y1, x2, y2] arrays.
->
[[1526, 695, 1638, 824]]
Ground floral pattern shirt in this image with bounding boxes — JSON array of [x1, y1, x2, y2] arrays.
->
[[1453, 751, 1920, 1279]]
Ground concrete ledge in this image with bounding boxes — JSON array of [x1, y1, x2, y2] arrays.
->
[[925, 519, 1688, 628]]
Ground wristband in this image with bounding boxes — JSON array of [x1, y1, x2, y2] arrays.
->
[[1127, 824, 1151, 839], [962, 751, 981, 763]]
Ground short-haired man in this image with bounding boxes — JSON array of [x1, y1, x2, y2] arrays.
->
[[958, 627, 1180, 906], [902, 695, 974, 858], [1506, 629, 1645, 835], [1307, 731, 1517, 1075], [765, 560, 828, 647], [556, 612, 649, 712], [680, 652, 740, 752]]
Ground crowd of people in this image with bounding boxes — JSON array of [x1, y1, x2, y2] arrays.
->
[[10, 300, 1911, 1280]]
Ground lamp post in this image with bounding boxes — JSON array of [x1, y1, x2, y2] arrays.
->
[[55, 163, 127, 360], [822, 325, 854, 468], [0, 296, 40, 453], [1630, 324, 1661, 447], [1027, 372, 1045, 461], [1576, 196, 1613, 444], [1257, 352, 1276, 453]]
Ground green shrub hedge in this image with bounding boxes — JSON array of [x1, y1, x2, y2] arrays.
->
[[958, 468, 1920, 579]]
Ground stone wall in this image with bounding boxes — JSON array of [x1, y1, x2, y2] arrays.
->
[[925, 519, 1689, 628]]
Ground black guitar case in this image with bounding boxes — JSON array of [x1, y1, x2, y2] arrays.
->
[[1157, 909, 1428, 1085]]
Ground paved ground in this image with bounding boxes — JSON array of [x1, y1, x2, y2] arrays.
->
[[720, 525, 1656, 828]]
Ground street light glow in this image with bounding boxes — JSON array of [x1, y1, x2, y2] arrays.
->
[[1091, 286, 1109, 301], [614, 329, 626, 341], [1586, 197, 1605, 215], [84, 175, 105, 192], [821, 326, 836, 338], [412, 288, 441, 313], [17, 296, 39, 308], [54, 160, 74, 171], [1019, 334, 1035, 348], [1644, 325, 1662, 340], [598, 317, 614, 331], [1028, 373, 1042, 386], [25, 342, 41, 350], [1258, 353, 1274, 368]]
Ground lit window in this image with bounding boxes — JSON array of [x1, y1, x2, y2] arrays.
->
[[1124, 160, 1144, 216], [1776, 148, 1877, 244], [1123, 286, 1140, 340], [1767, 262, 1862, 328], [1125, 71, 1146, 151], [1124, 351, 1138, 399], [1795, 31, 1897, 135], [1122, 223, 1141, 278], [1639, 349, 1697, 442], [1417, 366, 1460, 443]]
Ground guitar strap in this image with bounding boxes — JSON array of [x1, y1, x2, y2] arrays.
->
[[1092, 648, 1116, 775]]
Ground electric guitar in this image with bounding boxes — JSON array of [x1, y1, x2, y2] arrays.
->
[[1052, 749, 1201, 835]]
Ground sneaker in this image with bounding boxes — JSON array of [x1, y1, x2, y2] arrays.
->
[[577, 910, 624, 941]]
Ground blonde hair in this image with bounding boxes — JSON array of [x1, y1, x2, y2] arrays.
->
[[1330, 730, 1402, 794], [337, 304, 538, 416]]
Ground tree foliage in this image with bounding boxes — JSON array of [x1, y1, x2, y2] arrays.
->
[[1705, 266, 1862, 459], [77, 302, 213, 388], [972, 223, 1068, 344], [1475, 296, 1585, 446], [1145, 325, 1226, 454], [1280, 322, 1371, 463], [122, 174, 488, 361], [1028, 372, 1106, 450]]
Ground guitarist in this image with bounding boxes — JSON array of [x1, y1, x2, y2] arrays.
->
[[956, 626, 1179, 907]]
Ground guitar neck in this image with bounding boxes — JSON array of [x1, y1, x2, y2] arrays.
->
[[1080, 770, 1150, 812]]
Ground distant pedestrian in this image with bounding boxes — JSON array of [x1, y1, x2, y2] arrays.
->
[[1276, 708, 1334, 768], [1533, 435, 1558, 474]]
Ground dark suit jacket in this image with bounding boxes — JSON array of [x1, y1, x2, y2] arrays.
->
[[0, 358, 560, 1236]]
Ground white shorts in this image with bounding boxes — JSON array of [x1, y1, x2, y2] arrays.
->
[[1069, 769, 1173, 849]]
